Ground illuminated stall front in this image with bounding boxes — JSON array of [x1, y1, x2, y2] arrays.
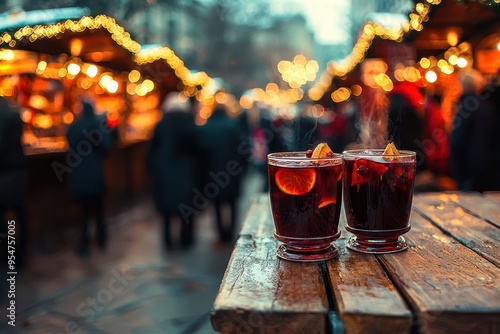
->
[[309, 0, 500, 133], [0, 9, 180, 154]]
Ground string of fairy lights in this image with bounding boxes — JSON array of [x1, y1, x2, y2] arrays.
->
[[307, 0, 442, 103], [0, 15, 211, 101]]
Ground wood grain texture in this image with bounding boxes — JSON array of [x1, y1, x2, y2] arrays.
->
[[413, 193, 500, 266], [447, 192, 500, 228], [211, 195, 329, 334], [327, 220, 412, 334], [378, 210, 500, 334]]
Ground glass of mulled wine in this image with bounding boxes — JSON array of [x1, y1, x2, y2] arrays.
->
[[268, 152, 343, 262], [342, 149, 416, 254]]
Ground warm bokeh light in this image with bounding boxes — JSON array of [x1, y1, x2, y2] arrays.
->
[[135, 84, 147, 96], [265, 82, 279, 94], [86, 64, 98, 78], [456, 57, 468, 68], [128, 70, 141, 83], [425, 70, 437, 83], [447, 30, 458, 47], [70, 38, 83, 56], [63, 112, 75, 124], [351, 84, 362, 96], [58, 68, 67, 78], [80, 78, 92, 90], [33, 113, 52, 129], [127, 83, 137, 95], [142, 79, 154, 92], [1, 49, 15, 61], [441, 64, 454, 75], [67, 63, 81, 76], [21, 110, 33, 123], [99, 73, 113, 87], [419, 57, 431, 69], [106, 80, 119, 93], [278, 55, 319, 89], [239, 95, 253, 109], [437, 59, 448, 68], [215, 91, 227, 104], [448, 55, 458, 65]]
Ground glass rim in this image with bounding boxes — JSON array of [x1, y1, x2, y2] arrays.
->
[[342, 149, 416, 158], [267, 151, 343, 162]]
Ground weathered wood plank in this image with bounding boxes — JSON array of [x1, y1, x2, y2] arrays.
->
[[378, 210, 500, 334], [327, 219, 413, 334], [413, 194, 500, 266], [483, 191, 500, 199], [211, 195, 329, 334], [239, 195, 274, 237], [446, 192, 500, 228]]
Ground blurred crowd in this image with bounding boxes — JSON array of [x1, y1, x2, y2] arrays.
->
[[1, 68, 500, 263]]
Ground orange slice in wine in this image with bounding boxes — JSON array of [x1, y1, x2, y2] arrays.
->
[[383, 142, 402, 161], [318, 197, 336, 208], [275, 168, 316, 195], [311, 143, 333, 158]]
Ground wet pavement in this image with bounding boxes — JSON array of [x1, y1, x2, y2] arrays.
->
[[1, 169, 266, 333]]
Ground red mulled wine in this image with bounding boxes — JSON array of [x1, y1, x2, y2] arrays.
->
[[342, 149, 416, 253], [268, 152, 343, 261]]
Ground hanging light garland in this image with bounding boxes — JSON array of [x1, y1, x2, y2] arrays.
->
[[0, 15, 141, 53], [0, 14, 213, 100], [308, 0, 441, 102], [133, 46, 211, 97]]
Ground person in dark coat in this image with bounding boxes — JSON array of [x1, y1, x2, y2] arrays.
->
[[146, 92, 207, 248], [66, 98, 113, 256], [201, 105, 246, 242], [255, 106, 288, 192], [387, 81, 426, 172], [450, 71, 500, 192], [0, 97, 28, 267]]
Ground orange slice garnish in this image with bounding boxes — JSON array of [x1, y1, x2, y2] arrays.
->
[[318, 198, 336, 208], [275, 168, 316, 195], [383, 142, 401, 161], [311, 143, 333, 158]]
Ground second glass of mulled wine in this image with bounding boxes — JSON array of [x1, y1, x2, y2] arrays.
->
[[342, 149, 416, 254]]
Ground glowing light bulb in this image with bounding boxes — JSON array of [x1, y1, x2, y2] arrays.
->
[[86, 64, 98, 78], [425, 71, 437, 83], [456, 57, 468, 68]]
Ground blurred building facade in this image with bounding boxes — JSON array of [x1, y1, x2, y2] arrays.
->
[[125, 1, 316, 96]]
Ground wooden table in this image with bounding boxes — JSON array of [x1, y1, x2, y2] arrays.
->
[[210, 192, 500, 334]]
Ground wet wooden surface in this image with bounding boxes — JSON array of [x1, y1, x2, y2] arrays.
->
[[211, 193, 500, 334]]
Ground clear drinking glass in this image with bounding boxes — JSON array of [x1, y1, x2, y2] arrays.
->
[[342, 149, 416, 254], [268, 152, 343, 261]]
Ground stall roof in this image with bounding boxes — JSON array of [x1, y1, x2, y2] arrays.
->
[[0, 8, 212, 99], [135, 44, 210, 93], [0, 9, 140, 71], [407, 0, 500, 59]]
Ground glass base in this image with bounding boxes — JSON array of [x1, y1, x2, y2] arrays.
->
[[346, 235, 408, 254], [274, 230, 341, 262], [277, 243, 338, 262]]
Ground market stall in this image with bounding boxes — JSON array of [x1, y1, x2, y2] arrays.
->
[[0, 8, 211, 232], [309, 0, 500, 130], [0, 8, 197, 155]]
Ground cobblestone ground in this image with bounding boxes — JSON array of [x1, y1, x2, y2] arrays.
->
[[1, 169, 265, 334]]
